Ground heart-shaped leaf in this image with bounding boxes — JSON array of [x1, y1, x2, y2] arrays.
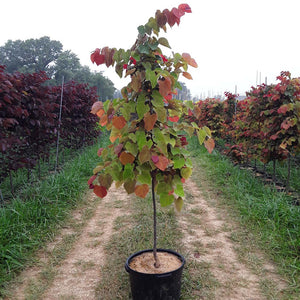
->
[[144, 112, 157, 131], [112, 116, 127, 130], [174, 197, 184, 212], [135, 184, 149, 198], [119, 152, 135, 165], [204, 138, 215, 154], [93, 185, 107, 198]]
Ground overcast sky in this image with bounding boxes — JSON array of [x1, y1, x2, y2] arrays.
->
[[1, 0, 300, 97]]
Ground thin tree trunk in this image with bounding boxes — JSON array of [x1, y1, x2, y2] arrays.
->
[[9, 170, 14, 196], [287, 153, 291, 188], [273, 159, 276, 181], [151, 171, 160, 268]]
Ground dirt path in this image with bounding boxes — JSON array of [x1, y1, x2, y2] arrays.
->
[[5, 175, 287, 299], [180, 178, 287, 299], [7, 185, 132, 300]]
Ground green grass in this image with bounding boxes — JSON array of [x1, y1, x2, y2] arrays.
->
[[0, 134, 109, 296], [188, 136, 300, 295]]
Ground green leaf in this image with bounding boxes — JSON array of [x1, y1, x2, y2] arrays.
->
[[137, 94, 149, 119], [181, 167, 192, 180], [173, 157, 185, 169], [158, 37, 171, 48], [146, 69, 158, 89], [174, 197, 184, 212], [110, 162, 123, 181], [185, 157, 193, 168], [136, 130, 147, 151], [146, 17, 159, 33], [128, 133, 137, 143], [152, 90, 165, 108], [155, 106, 167, 123], [137, 166, 152, 184], [184, 100, 194, 110], [153, 128, 165, 143], [138, 43, 150, 54], [157, 181, 172, 195], [197, 128, 206, 144], [149, 40, 159, 51], [159, 192, 174, 207], [103, 100, 111, 112], [138, 25, 146, 35], [123, 163, 134, 180], [125, 141, 138, 156], [120, 102, 134, 121], [175, 183, 185, 197], [171, 147, 181, 155], [203, 126, 212, 137], [153, 128, 168, 155]]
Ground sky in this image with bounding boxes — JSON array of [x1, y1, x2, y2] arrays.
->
[[1, 0, 300, 98]]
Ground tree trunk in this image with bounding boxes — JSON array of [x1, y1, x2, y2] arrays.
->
[[9, 170, 14, 196], [151, 171, 160, 268], [273, 159, 276, 181], [287, 153, 291, 189]]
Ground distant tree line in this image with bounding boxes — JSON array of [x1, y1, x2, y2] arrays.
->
[[0, 36, 115, 100]]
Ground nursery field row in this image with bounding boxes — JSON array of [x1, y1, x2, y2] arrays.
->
[[186, 71, 300, 190], [1, 140, 299, 299], [0, 65, 99, 193]]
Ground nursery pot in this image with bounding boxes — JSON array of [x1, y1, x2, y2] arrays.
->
[[125, 249, 185, 300]]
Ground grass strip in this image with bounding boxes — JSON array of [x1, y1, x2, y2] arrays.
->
[[188, 136, 300, 296], [0, 135, 109, 295]]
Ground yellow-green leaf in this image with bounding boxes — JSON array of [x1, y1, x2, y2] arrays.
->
[[158, 37, 171, 48], [174, 197, 184, 212]]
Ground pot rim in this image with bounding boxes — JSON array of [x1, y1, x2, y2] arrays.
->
[[125, 248, 185, 275]]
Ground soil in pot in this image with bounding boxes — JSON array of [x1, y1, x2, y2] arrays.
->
[[126, 249, 185, 300], [129, 251, 182, 274]]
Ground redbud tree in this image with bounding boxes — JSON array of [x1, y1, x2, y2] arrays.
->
[[88, 3, 214, 267]]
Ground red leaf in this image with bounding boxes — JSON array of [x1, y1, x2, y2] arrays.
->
[[154, 155, 170, 171], [178, 3, 192, 13], [156, 10, 167, 27], [182, 71, 193, 80], [91, 101, 103, 114], [171, 8, 181, 25], [93, 185, 107, 198], [164, 93, 173, 101], [281, 120, 291, 130], [163, 9, 176, 27], [171, 7, 185, 19], [204, 138, 215, 154], [144, 112, 157, 131], [114, 143, 123, 155], [151, 155, 159, 163], [168, 116, 180, 122], [91, 48, 105, 66], [97, 148, 104, 157], [270, 134, 278, 140], [277, 104, 288, 114], [182, 53, 198, 68], [158, 77, 172, 97], [88, 175, 97, 186]]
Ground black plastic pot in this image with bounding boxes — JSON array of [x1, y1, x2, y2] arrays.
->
[[125, 249, 185, 300]]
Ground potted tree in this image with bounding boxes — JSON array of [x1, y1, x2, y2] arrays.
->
[[88, 3, 214, 299]]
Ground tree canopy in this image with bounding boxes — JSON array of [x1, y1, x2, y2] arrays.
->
[[0, 36, 115, 100]]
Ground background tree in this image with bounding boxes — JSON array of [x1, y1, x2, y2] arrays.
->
[[0, 36, 63, 75], [52, 50, 81, 84]]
